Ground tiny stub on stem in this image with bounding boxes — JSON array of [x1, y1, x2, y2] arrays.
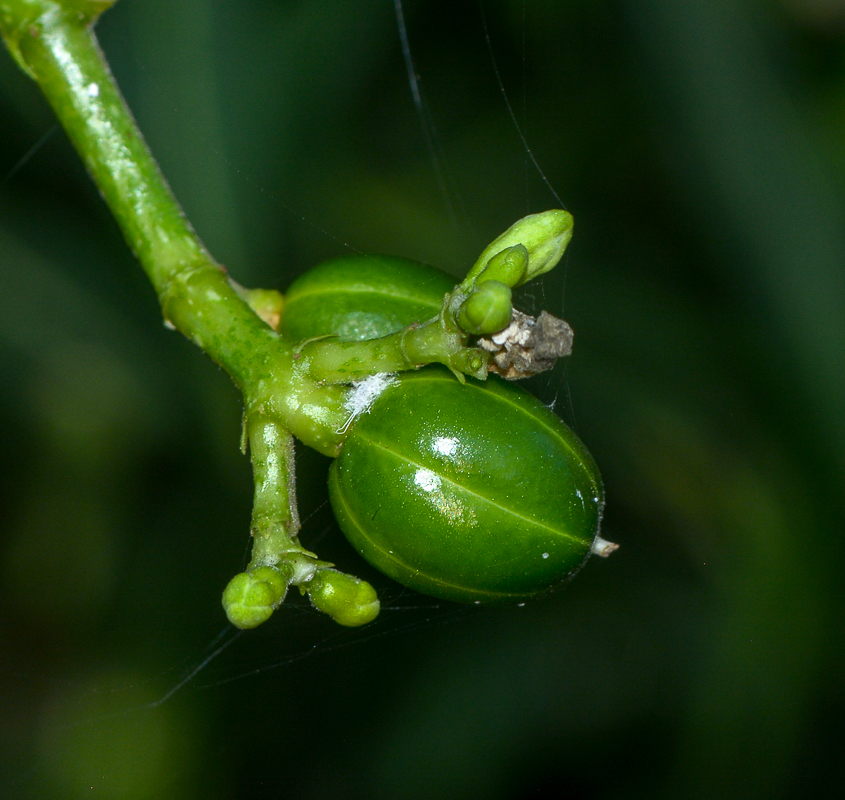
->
[[478, 310, 574, 379]]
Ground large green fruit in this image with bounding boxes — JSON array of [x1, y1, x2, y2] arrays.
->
[[329, 368, 604, 602], [281, 254, 455, 342]]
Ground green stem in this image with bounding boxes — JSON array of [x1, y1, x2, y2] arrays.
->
[[21, 13, 201, 290], [296, 287, 497, 383], [246, 416, 306, 568], [2, 1, 392, 629], [1, 1, 354, 455], [298, 318, 489, 383], [8, 4, 270, 384], [222, 416, 321, 629]]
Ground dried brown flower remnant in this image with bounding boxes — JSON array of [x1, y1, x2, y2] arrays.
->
[[478, 310, 574, 379]]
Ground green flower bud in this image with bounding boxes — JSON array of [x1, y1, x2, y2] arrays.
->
[[466, 210, 574, 287], [457, 280, 513, 335], [222, 565, 291, 629], [475, 244, 529, 288], [305, 569, 380, 627]]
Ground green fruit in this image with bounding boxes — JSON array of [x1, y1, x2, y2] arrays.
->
[[282, 255, 455, 342], [328, 368, 604, 603]]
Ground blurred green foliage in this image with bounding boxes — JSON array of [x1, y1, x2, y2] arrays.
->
[[2, 0, 844, 797]]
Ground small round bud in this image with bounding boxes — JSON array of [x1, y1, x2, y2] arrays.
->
[[222, 565, 289, 629], [306, 569, 380, 627], [457, 280, 513, 335], [476, 244, 529, 288]]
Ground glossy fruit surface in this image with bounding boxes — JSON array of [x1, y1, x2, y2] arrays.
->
[[281, 255, 455, 342], [329, 367, 604, 602]]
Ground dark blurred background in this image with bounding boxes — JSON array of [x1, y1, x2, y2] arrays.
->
[[2, 0, 844, 797]]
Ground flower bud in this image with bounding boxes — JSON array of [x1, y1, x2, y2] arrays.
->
[[475, 244, 528, 288], [222, 565, 290, 629], [457, 280, 513, 335], [466, 210, 573, 287], [305, 569, 380, 626]]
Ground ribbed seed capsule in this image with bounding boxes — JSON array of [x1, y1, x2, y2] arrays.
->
[[329, 368, 604, 603]]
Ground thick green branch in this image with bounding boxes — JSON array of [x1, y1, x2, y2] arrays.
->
[[3, 2, 277, 384], [12, 6, 204, 285], [1, 1, 355, 454]]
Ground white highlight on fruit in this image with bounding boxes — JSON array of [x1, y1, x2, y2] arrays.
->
[[412, 467, 478, 527], [414, 468, 440, 493], [433, 436, 458, 457]]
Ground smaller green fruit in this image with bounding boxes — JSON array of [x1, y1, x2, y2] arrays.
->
[[282, 255, 455, 342]]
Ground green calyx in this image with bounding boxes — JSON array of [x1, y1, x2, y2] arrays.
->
[[475, 244, 529, 288], [457, 280, 513, 335], [304, 569, 380, 627]]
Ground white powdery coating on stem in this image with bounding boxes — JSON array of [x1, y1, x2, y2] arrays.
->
[[337, 373, 398, 433]]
